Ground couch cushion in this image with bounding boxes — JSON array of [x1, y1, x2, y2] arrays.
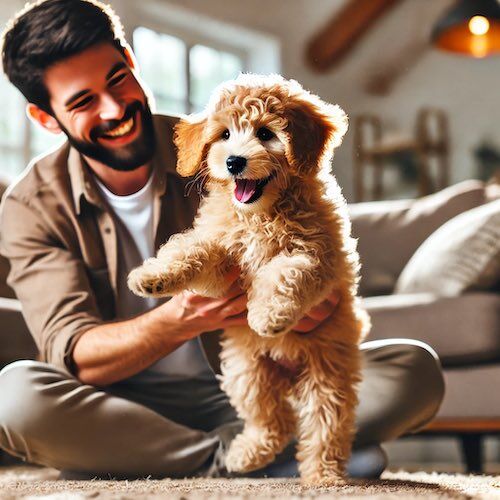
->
[[349, 180, 487, 296], [363, 292, 500, 366], [437, 364, 500, 419], [395, 199, 500, 296]]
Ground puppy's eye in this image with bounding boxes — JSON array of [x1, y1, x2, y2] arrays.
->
[[256, 127, 275, 141], [221, 129, 230, 140]]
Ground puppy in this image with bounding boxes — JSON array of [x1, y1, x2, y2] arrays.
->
[[128, 74, 370, 485]]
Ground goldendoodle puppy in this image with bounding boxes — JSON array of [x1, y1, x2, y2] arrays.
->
[[128, 74, 370, 485]]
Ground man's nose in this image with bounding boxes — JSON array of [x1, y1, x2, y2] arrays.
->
[[226, 156, 247, 175], [99, 94, 126, 121]]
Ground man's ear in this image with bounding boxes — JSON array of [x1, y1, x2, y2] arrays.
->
[[283, 88, 348, 174], [174, 114, 208, 177], [26, 104, 62, 134]]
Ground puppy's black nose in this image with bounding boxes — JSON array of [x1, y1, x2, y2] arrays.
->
[[226, 156, 247, 175]]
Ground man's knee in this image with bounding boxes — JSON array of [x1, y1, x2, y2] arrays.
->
[[395, 340, 445, 425], [0, 360, 65, 446]]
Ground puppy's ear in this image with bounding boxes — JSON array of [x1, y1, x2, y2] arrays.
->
[[284, 90, 348, 173], [174, 114, 208, 177]]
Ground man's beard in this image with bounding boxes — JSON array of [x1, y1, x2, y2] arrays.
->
[[58, 100, 156, 172]]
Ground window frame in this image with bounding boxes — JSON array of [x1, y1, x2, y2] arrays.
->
[[132, 22, 248, 114]]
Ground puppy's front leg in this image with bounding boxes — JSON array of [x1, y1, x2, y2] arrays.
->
[[128, 231, 229, 298], [247, 252, 327, 337]]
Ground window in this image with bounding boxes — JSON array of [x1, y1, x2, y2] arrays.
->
[[133, 26, 244, 114], [0, 74, 65, 179], [0, 74, 26, 179]]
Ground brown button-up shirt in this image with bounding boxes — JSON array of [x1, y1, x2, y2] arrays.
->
[[0, 114, 222, 375]]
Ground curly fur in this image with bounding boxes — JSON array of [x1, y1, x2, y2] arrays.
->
[[128, 74, 370, 486]]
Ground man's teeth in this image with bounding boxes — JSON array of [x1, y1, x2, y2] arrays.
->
[[105, 117, 134, 138]]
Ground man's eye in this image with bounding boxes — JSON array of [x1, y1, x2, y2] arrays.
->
[[71, 96, 94, 110], [221, 129, 230, 140], [256, 127, 274, 141], [108, 73, 127, 87]]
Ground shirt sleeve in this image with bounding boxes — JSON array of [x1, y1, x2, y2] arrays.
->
[[0, 193, 103, 374]]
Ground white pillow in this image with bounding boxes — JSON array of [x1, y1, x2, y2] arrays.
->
[[395, 199, 500, 297]]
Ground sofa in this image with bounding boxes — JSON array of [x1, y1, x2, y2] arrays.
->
[[349, 179, 500, 472], [0, 178, 499, 470]]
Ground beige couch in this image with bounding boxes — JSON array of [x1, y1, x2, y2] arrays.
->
[[349, 179, 500, 472], [0, 179, 498, 470]]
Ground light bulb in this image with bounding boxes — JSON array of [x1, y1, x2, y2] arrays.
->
[[468, 16, 490, 36]]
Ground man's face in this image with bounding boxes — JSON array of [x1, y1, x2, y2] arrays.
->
[[44, 42, 155, 171]]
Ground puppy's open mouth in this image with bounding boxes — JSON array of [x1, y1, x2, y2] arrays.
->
[[234, 172, 275, 204]]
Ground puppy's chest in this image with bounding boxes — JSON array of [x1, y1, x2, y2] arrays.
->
[[222, 227, 281, 280]]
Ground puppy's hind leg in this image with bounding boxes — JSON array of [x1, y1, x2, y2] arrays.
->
[[220, 334, 296, 473], [294, 343, 360, 486], [128, 232, 229, 298]]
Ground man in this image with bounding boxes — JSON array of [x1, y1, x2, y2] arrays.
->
[[0, 0, 444, 480]]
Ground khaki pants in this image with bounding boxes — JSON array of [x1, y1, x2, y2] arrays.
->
[[0, 339, 444, 478]]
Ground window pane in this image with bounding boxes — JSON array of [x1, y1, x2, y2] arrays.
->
[[133, 27, 187, 114], [0, 149, 25, 180], [0, 75, 25, 149], [30, 122, 66, 159], [190, 45, 243, 112]]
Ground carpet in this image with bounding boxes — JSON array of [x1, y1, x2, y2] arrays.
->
[[0, 466, 499, 499]]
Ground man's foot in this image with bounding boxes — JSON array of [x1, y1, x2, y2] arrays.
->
[[346, 445, 387, 479]]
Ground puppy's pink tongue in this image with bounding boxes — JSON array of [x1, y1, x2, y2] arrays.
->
[[235, 179, 257, 203]]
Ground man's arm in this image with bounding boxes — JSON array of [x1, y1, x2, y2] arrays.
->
[[73, 272, 248, 386], [1, 188, 250, 386]]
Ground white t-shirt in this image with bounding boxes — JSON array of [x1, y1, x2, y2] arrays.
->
[[95, 174, 214, 381]]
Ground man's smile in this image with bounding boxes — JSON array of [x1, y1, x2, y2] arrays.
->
[[97, 110, 141, 146], [103, 116, 134, 138]]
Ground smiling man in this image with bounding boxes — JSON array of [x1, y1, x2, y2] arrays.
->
[[0, 0, 444, 480]]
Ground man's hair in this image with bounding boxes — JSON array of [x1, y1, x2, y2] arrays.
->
[[1, 0, 127, 114]]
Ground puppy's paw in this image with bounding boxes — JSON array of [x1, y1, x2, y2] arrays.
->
[[127, 261, 173, 298], [247, 303, 298, 337], [301, 474, 346, 488], [224, 433, 276, 473]]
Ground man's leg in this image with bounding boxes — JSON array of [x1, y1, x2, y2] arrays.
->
[[0, 339, 444, 479], [0, 360, 222, 478], [355, 338, 445, 447]]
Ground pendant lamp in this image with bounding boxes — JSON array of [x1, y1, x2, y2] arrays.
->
[[432, 0, 500, 57]]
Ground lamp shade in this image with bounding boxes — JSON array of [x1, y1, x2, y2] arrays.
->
[[432, 0, 500, 57]]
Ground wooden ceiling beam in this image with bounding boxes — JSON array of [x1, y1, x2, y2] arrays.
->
[[306, 0, 402, 72]]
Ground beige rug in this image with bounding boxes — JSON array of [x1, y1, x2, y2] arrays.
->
[[0, 466, 499, 499]]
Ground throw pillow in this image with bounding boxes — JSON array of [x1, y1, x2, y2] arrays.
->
[[350, 180, 487, 296], [394, 199, 500, 297]]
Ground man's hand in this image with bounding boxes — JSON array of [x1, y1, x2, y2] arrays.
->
[[158, 266, 248, 342], [292, 290, 341, 333]]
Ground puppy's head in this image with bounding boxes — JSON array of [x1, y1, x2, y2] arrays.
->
[[174, 74, 347, 213]]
